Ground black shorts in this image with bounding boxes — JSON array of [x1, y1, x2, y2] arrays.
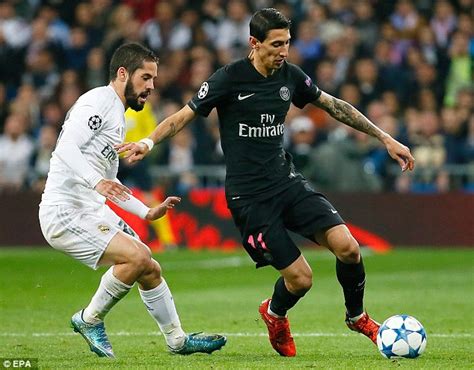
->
[[229, 180, 344, 270]]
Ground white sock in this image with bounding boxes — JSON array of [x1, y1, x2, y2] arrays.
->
[[267, 305, 286, 319], [82, 267, 132, 324], [349, 312, 365, 323], [139, 279, 186, 349]]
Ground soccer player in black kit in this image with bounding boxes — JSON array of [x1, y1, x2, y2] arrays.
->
[[117, 8, 415, 357]]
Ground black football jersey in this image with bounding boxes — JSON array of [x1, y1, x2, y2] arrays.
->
[[188, 58, 321, 206]]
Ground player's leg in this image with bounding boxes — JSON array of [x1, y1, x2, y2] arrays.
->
[[39, 205, 133, 357], [135, 257, 226, 354], [270, 254, 312, 317], [70, 231, 151, 358], [100, 229, 226, 354], [315, 224, 379, 343], [231, 198, 307, 357], [258, 253, 312, 357], [281, 181, 379, 344]]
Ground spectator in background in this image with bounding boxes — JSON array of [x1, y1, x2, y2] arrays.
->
[[444, 31, 472, 107], [293, 19, 323, 74], [155, 100, 199, 194], [0, 83, 8, 130], [417, 25, 446, 71], [215, 0, 251, 65], [352, 0, 378, 54], [287, 115, 317, 171], [464, 115, 474, 190], [455, 87, 473, 126], [441, 106, 467, 176], [73, 1, 105, 47], [29, 124, 58, 192], [123, 0, 159, 24], [119, 100, 157, 192], [36, 3, 70, 49], [200, 0, 225, 45], [322, 26, 353, 86], [84, 47, 108, 89], [54, 70, 84, 113], [0, 1, 30, 49], [390, 0, 425, 42], [40, 99, 64, 132], [352, 58, 384, 111], [0, 112, 34, 192], [314, 59, 339, 95], [102, 4, 135, 59], [141, 1, 180, 54], [64, 26, 90, 71], [9, 83, 41, 134], [430, 0, 457, 49], [409, 110, 448, 192], [305, 122, 383, 193], [381, 90, 402, 120], [23, 48, 60, 101], [411, 61, 444, 106]]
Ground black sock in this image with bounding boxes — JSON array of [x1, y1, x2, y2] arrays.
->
[[269, 277, 304, 317], [336, 257, 365, 318]]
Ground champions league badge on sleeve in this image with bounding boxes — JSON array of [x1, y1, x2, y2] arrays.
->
[[198, 82, 209, 99], [88, 115, 103, 131]]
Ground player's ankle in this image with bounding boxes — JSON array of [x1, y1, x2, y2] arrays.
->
[[348, 312, 365, 323], [268, 306, 286, 319], [164, 326, 186, 349], [82, 309, 103, 325]]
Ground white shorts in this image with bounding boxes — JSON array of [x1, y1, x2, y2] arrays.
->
[[39, 204, 139, 270]]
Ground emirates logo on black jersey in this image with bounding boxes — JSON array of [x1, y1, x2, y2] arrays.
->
[[88, 115, 102, 130]]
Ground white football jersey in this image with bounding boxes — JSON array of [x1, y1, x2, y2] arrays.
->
[[40, 85, 125, 209]]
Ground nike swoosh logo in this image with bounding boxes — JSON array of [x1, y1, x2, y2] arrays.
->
[[238, 93, 255, 101], [330, 209, 338, 214]]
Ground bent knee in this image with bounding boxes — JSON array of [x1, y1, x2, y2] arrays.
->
[[128, 246, 155, 274], [287, 273, 313, 295], [336, 238, 360, 264]]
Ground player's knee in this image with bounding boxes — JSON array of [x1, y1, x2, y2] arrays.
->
[[144, 259, 162, 279], [336, 238, 360, 264], [287, 271, 313, 295], [129, 247, 153, 275]]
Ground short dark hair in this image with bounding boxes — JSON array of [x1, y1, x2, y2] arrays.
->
[[109, 43, 159, 81], [249, 8, 291, 42]]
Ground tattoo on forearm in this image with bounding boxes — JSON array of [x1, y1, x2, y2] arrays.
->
[[169, 122, 177, 137], [318, 97, 381, 138]]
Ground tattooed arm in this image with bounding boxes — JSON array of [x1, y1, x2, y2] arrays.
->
[[116, 105, 197, 163], [148, 105, 197, 144], [313, 91, 415, 171]]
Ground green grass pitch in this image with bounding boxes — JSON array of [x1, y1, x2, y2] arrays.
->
[[0, 247, 473, 369]]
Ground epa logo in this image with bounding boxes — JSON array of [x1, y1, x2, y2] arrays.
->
[[1, 358, 37, 368], [88, 115, 103, 130]]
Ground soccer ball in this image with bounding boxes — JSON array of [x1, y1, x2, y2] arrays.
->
[[377, 314, 427, 359]]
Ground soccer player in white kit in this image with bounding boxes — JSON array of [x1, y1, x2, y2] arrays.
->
[[38, 43, 226, 358]]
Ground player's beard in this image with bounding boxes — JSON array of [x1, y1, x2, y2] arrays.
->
[[124, 80, 145, 112]]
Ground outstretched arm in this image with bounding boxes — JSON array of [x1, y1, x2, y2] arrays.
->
[[312, 91, 415, 171], [116, 105, 197, 163]]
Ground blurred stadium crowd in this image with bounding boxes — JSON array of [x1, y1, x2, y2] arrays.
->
[[0, 0, 472, 195]]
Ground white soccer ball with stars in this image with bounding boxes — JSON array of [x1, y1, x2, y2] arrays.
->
[[377, 314, 427, 359]]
